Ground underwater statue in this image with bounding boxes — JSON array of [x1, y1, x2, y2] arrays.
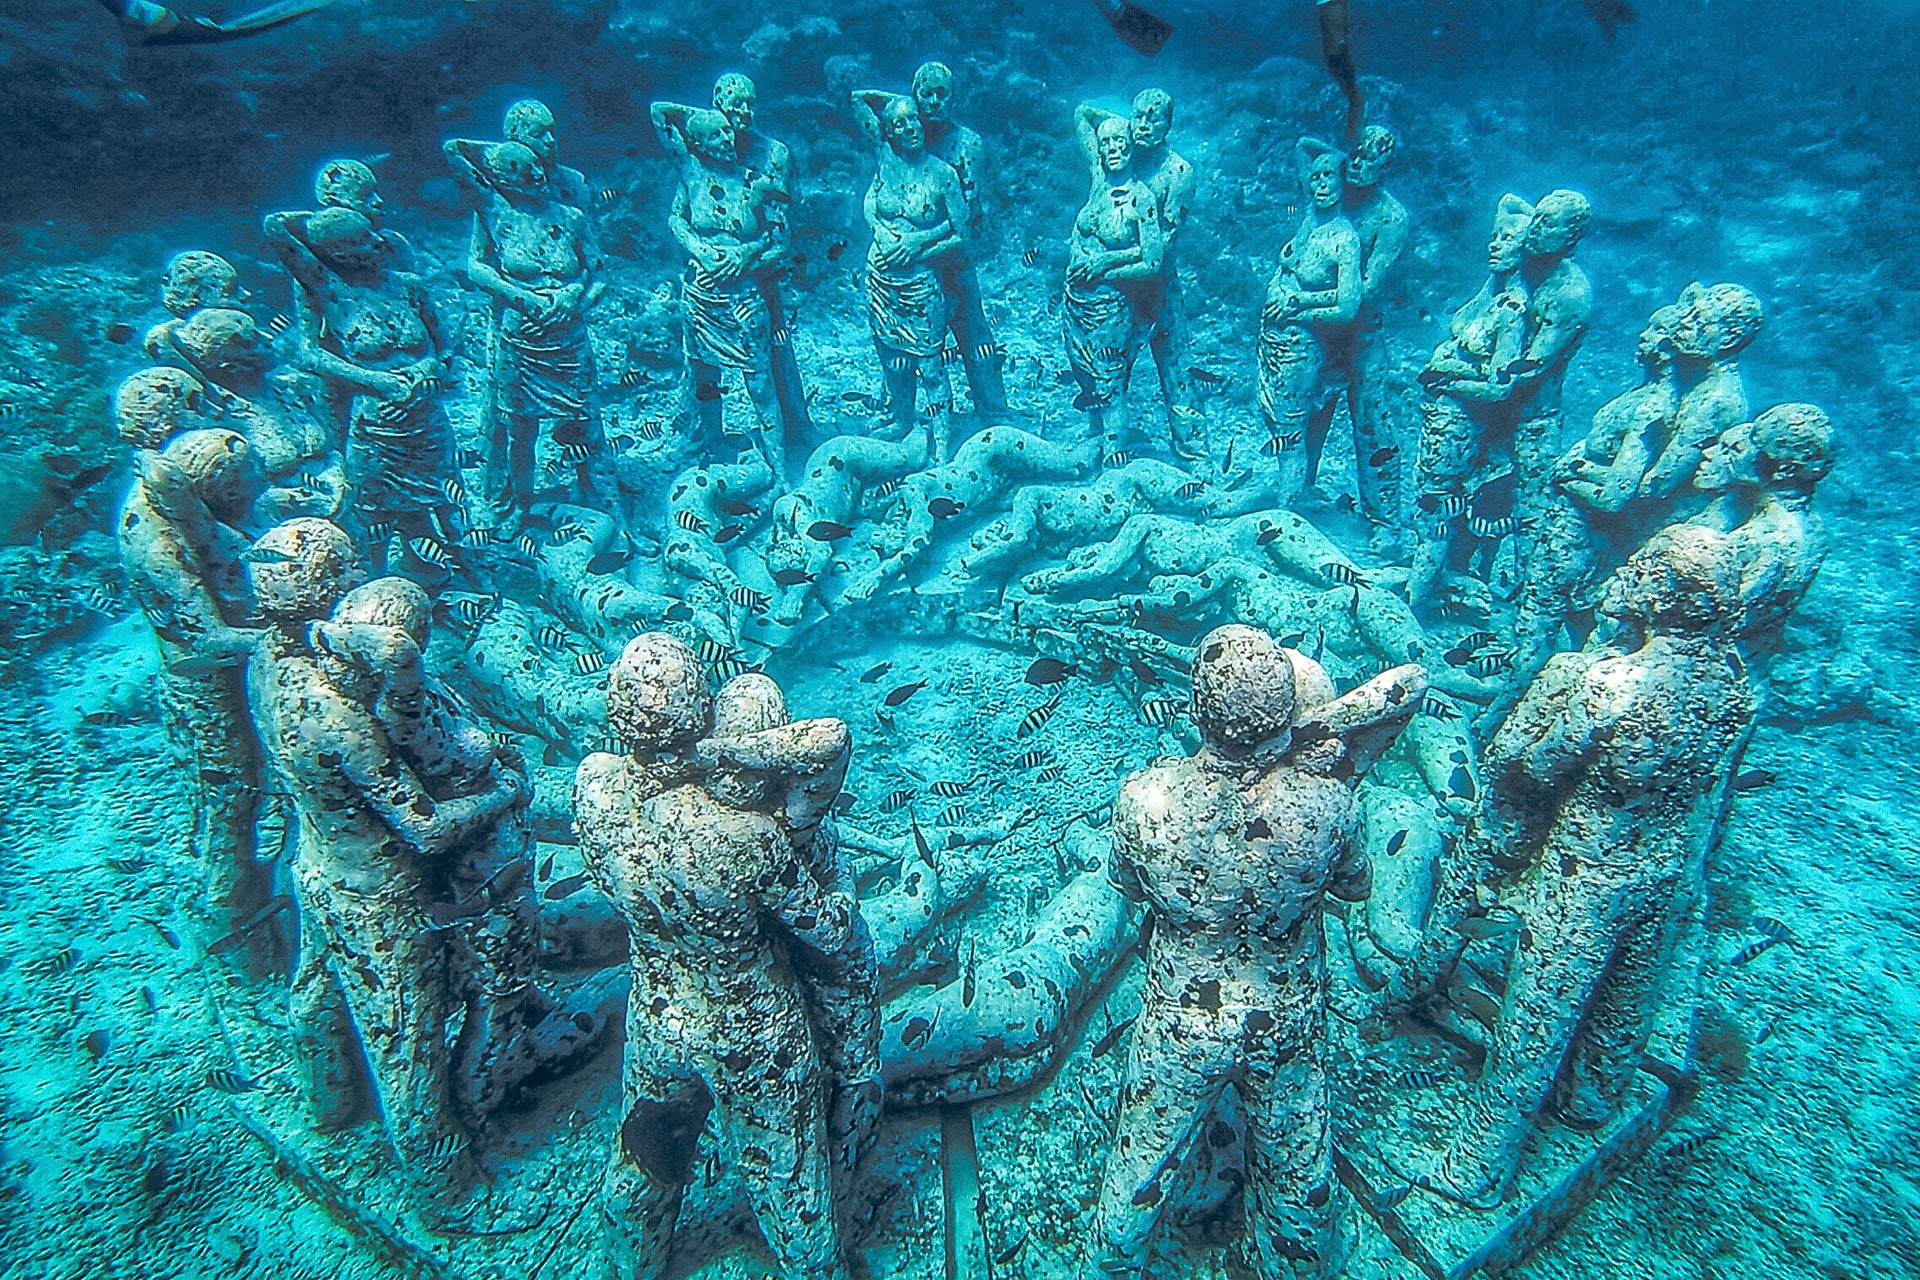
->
[[1127, 88, 1205, 458], [445, 127, 623, 534], [246, 518, 529, 1207], [576, 634, 869, 1279], [852, 90, 966, 462], [1089, 624, 1423, 1278], [1337, 124, 1408, 525], [309, 157, 415, 269], [1634, 281, 1766, 504], [161, 306, 347, 524], [1065, 105, 1165, 462], [1504, 188, 1595, 532], [651, 103, 789, 475], [1405, 193, 1534, 616], [307, 577, 605, 1132], [1394, 525, 1754, 1202], [119, 428, 277, 972], [143, 249, 247, 359], [1691, 402, 1834, 652], [1257, 137, 1362, 504], [262, 205, 458, 574], [913, 61, 1009, 418], [712, 72, 814, 441], [114, 364, 210, 451]]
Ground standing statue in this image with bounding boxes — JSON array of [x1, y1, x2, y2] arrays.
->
[[912, 61, 1009, 417], [1503, 188, 1595, 538], [1258, 138, 1362, 505], [262, 205, 458, 574], [713, 73, 814, 441], [1066, 105, 1164, 462], [1089, 625, 1424, 1278], [1337, 124, 1408, 524], [1634, 282, 1765, 504], [119, 428, 276, 973], [1397, 526, 1754, 1201], [1691, 402, 1834, 651], [1405, 194, 1534, 616], [444, 128, 624, 534], [577, 634, 870, 1280], [247, 518, 528, 1206], [1126, 89, 1205, 459], [852, 90, 967, 462], [160, 307, 348, 523], [307, 577, 606, 1130], [651, 104, 790, 476]]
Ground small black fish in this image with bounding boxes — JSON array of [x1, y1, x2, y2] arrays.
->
[[1733, 769, 1777, 792], [859, 661, 892, 683], [1385, 829, 1408, 857], [927, 497, 962, 519], [1091, 1014, 1138, 1059], [1660, 1126, 1724, 1164], [1072, 389, 1105, 412], [727, 586, 770, 612], [881, 788, 915, 812], [694, 381, 723, 403], [1368, 445, 1400, 468], [772, 568, 814, 586], [993, 1227, 1030, 1267], [146, 919, 181, 950], [1399, 1067, 1444, 1089], [1729, 935, 1784, 967], [1256, 525, 1283, 546], [586, 549, 633, 575], [807, 520, 853, 541], [106, 856, 146, 874], [1141, 697, 1178, 728], [826, 240, 848, 262], [1014, 750, 1048, 769], [900, 1012, 936, 1050], [930, 779, 971, 799], [1017, 694, 1063, 737], [105, 322, 135, 345], [1420, 693, 1460, 721], [1469, 651, 1514, 679], [674, 510, 710, 535], [884, 680, 928, 707], [34, 947, 79, 976], [1128, 656, 1160, 685], [1457, 630, 1498, 652], [1025, 657, 1077, 686], [204, 1068, 261, 1094], [1188, 366, 1227, 387], [239, 544, 299, 565], [1322, 562, 1366, 588], [716, 496, 759, 517], [544, 872, 590, 900], [1416, 491, 1468, 517], [1022, 246, 1041, 267], [664, 602, 695, 622], [708, 524, 744, 545], [538, 852, 556, 880]]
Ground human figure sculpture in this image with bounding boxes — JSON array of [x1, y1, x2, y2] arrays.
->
[[502, 97, 596, 210], [115, 365, 211, 451], [651, 103, 789, 476], [1066, 106, 1165, 462], [1089, 624, 1424, 1278], [576, 633, 868, 1279], [262, 206, 458, 573], [118, 428, 275, 972], [1634, 282, 1765, 504], [1337, 124, 1408, 524], [144, 250, 247, 358], [307, 577, 605, 1129], [1125, 89, 1204, 459], [1691, 402, 1834, 651], [713, 73, 814, 440], [1503, 188, 1595, 534], [1258, 138, 1362, 504], [161, 307, 347, 523], [246, 518, 527, 1207], [1405, 194, 1535, 616], [1393, 526, 1754, 1202], [912, 61, 1008, 417], [444, 133, 623, 533], [311, 157, 415, 268], [852, 90, 967, 461]]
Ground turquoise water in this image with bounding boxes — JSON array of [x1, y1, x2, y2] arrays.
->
[[1, 2, 1916, 1278]]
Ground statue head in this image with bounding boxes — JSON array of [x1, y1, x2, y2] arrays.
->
[[484, 141, 544, 198], [912, 62, 955, 126], [504, 99, 557, 165], [712, 672, 788, 738], [333, 576, 432, 649], [316, 158, 383, 223], [1671, 282, 1764, 360], [713, 73, 757, 133], [1095, 116, 1132, 175], [1344, 124, 1397, 187], [1488, 194, 1534, 273], [607, 632, 712, 757], [1637, 303, 1680, 366], [162, 427, 263, 517], [1129, 89, 1173, 149], [116, 366, 205, 450], [882, 97, 925, 155], [685, 109, 738, 164], [160, 251, 244, 319], [250, 518, 361, 625], [173, 308, 271, 387], [307, 207, 382, 274], [1190, 624, 1298, 757], [1296, 138, 1345, 211], [1598, 524, 1738, 635], [1697, 403, 1834, 498], [1524, 189, 1592, 257]]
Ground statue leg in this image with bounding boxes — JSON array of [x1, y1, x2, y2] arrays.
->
[[918, 353, 953, 463], [1257, 340, 1314, 504], [1441, 869, 1625, 1200], [1406, 396, 1477, 617], [718, 1046, 848, 1280], [792, 918, 883, 1191], [687, 358, 727, 456], [765, 276, 816, 441], [1231, 1019, 1349, 1280], [875, 342, 917, 443], [1088, 1008, 1228, 1277], [1301, 395, 1339, 496], [484, 327, 516, 528], [940, 258, 1007, 417], [287, 889, 371, 1132], [1149, 275, 1205, 459], [603, 1051, 709, 1280], [1349, 313, 1397, 524], [744, 362, 787, 480], [1558, 895, 1686, 1129]]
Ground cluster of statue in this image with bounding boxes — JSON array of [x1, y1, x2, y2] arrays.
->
[[110, 61, 1834, 1280]]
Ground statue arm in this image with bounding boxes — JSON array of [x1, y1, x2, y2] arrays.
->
[[328, 723, 526, 860], [260, 211, 327, 293], [122, 486, 259, 659], [850, 90, 894, 148], [649, 101, 693, 159], [668, 182, 709, 265], [287, 285, 403, 397], [1642, 386, 1739, 500], [1074, 103, 1117, 175], [441, 138, 493, 195], [764, 849, 860, 955], [465, 212, 537, 315], [1296, 232, 1363, 323], [1439, 293, 1534, 402], [1100, 195, 1165, 281], [1359, 209, 1407, 297]]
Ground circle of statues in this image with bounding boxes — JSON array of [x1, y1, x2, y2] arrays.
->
[[113, 63, 1832, 1280]]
